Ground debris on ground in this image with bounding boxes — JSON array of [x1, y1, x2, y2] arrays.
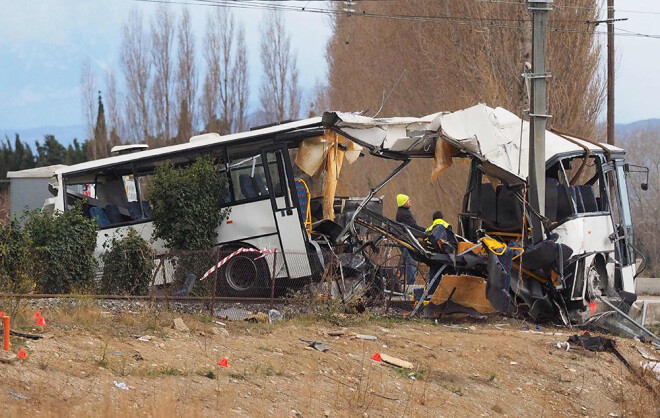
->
[[568, 332, 615, 352], [379, 353, 413, 369], [355, 334, 377, 340], [550, 341, 571, 351], [215, 321, 226, 326], [245, 312, 268, 323], [0, 328, 43, 340], [132, 352, 143, 361], [136, 335, 152, 342], [268, 309, 283, 324], [113, 381, 129, 391], [173, 317, 189, 333], [327, 330, 345, 337], [8, 391, 28, 399], [636, 345, 659, 361], [640, 361, 660, 381], [300, 338, 330, 352]]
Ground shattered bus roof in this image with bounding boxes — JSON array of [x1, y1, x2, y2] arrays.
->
[[323, 103, 623, 181]]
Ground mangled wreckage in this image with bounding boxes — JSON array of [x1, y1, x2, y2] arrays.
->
[[43, 103, 646, 325], [322, 103, 647, 325]]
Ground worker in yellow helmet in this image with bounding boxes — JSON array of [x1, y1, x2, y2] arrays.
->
[[425, 210, 450, 233], [395, 194, 423, 285], [426, 210, 454, 296]]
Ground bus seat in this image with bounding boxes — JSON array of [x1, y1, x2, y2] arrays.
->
[[239, 174, 259, 199], [578, 185, 598, 212], [556, 184, 573, 221], [571, 186, 585, 213], [127, 202, 142, 220], [105, 204, 124, 224], [295, 179, 312, 235], [544, 178, 559, 223], [471, 183, 497, 227], [219, 187, 232, 204], [253, 176, 268, 196], [141, 201, 152, 218], [496, 186, 524, 229], [90, 207, 111, 227]]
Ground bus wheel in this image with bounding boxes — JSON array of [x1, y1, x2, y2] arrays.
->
[[217, 249, 269, 298]]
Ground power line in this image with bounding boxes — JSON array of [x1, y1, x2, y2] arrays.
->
[[472, 0, 660, 16], [129, 0, 660, 40]]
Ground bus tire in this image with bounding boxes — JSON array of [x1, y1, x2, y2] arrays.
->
[[216, 246, 270, 298]]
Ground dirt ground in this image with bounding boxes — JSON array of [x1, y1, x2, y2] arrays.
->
[[1, 301, 659, 417]]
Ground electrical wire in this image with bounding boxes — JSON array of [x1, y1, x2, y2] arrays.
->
[[131, 0, 660, 41]]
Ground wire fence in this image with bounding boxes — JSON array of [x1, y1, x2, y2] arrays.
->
[[142, 240, 431, 309]]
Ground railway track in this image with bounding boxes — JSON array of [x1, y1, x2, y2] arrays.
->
[[0, 293, 286, 304]]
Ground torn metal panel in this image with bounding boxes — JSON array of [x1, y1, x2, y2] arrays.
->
[[323, 104, 624, 183]]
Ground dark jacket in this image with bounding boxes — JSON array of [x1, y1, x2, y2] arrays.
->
[[396, 207, 424, 231]]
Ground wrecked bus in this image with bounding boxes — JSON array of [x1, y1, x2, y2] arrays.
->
[[320, 104, 647, 324], [44, 119, 380, 296], [43, 103, 645, 325]]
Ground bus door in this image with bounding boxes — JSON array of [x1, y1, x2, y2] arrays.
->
[[605, 159, 636, 293], [261, 145, 311, 278]]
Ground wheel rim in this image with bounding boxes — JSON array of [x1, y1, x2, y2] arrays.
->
[[225, 255, 259, 291]]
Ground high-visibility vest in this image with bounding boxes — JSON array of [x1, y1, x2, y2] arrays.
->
[[425, 218, 449, 232]]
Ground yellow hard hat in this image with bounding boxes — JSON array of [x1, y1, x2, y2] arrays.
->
[[396, 194, 409, 207]]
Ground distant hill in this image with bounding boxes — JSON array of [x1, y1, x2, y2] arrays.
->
[[615, 119, 660, 137], [0, 124, 85, 149]]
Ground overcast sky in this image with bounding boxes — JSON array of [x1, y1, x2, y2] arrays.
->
[[0, 0, 658, 138]]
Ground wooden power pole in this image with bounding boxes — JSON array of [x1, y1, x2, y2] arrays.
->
[[527, 0, 552, 244]]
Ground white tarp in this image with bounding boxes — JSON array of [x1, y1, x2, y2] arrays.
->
[[324, 104, 622, 181]]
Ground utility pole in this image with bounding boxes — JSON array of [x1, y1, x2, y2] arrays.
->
[[588, 3, 627, 145], [607, 0, 615, 145], [527, 0, 552, 244]]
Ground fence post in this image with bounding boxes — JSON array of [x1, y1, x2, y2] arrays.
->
[[210, 248, 220, 315], [270, 250, 278, 308]]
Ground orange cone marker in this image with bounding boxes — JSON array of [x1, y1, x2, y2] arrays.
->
[[36, 316, 46, 326], [33, 312, 41, 320], [371, 352, 382, 362], [17, 349, 27, 359], [589, 302, 597, 315], [218, 357, 228, 368]]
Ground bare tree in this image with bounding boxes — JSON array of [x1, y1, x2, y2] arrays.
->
[[105, 69, 123, 147], [80, 58, 97, 142], [121, 8, 151, 143], [325, 0, 604, 225], [259, 10, 301, 123], [150, 4, 175, 144], [201, 7, 235, 134], [217, 8, 235, 134], [234, 25, 249, 132], [174, 7, 197, 143]]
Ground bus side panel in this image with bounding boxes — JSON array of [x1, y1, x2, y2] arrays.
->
[[215, 199, 278, 244], [553, 215, 614, 255]]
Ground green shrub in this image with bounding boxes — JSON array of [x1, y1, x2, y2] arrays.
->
[[147, 156, 230, 251], [147, 157, 230, 294], [0, 219, 39, 294], [100, 228, 154, 295], [24, 203, 98, 294]]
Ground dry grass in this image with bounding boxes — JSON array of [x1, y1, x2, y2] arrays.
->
[[2, 302, 660, 417]]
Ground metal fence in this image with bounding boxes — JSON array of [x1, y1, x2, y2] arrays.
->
[[146, 239, 430, 308]]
